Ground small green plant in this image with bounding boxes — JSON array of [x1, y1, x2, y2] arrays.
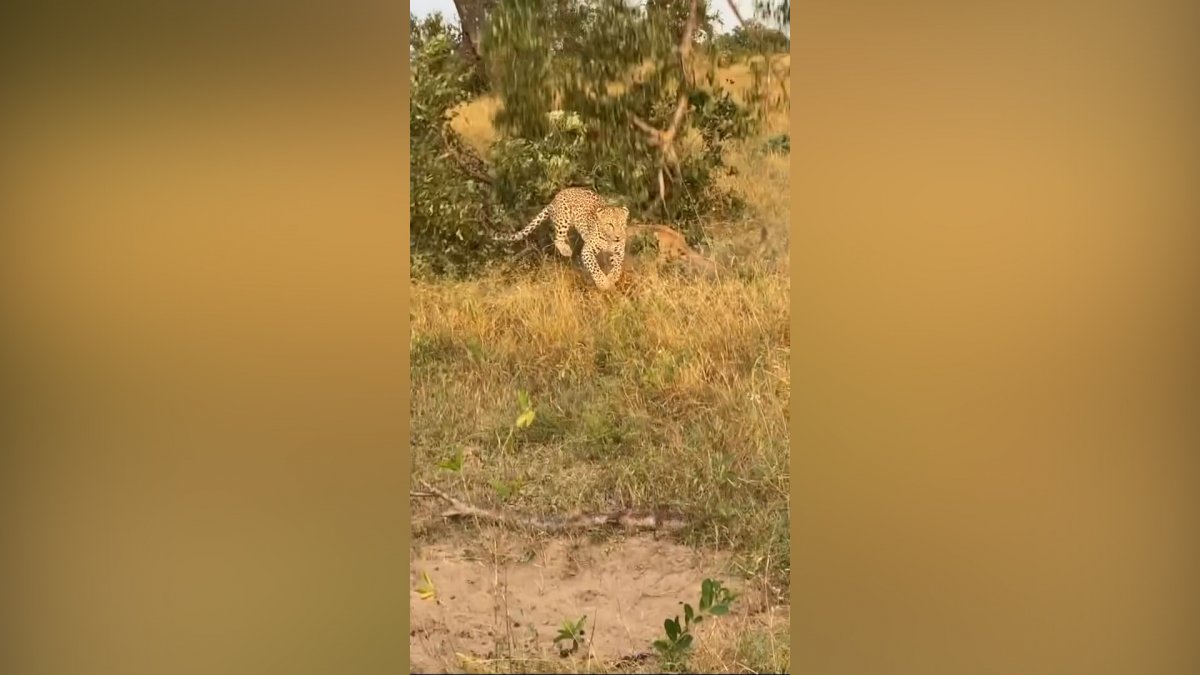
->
[[553, 615, 588, 657], [763, 133, 790, 155], [514, 389, 536, 429], [488, 476, 524, 502], [497, 389, 537, 456], [653, 578, 736, 671], [415, 570, 437, 602], [436, 446, 464, 472]]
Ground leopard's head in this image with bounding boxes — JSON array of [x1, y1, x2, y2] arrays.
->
[[596, 206, 630, 247]]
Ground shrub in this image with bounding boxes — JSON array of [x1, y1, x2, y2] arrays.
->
[[410, 13, 507, 278]]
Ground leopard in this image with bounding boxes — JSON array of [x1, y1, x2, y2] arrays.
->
[[625, 223, 722, 279], [491, 187, 629, 290]]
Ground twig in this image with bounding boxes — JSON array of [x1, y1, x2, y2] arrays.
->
[[440, 125, 494, 185], [612, 650, 657, 670]]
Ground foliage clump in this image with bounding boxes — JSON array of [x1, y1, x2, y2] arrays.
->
[[410, 14, 505, 278]]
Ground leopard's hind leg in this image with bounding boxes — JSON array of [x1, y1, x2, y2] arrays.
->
[[552, 214, 573, 257]]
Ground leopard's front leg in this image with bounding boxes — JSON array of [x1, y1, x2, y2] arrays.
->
[[605, 240, 626, 286], [581, 243, 613, 290]]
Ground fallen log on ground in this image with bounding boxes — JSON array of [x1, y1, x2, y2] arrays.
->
[[411, 480, 689, 533]]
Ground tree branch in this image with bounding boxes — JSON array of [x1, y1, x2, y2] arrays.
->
[[630, 0, 701, 208], [440, 126, 494, 185]]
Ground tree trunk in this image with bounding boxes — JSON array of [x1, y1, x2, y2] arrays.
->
[[452, 0, 496, 66]]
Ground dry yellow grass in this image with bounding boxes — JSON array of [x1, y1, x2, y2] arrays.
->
[[411, 267, 790, 673], [410, 266, 790, 532], [451, 95, 502, 155], [413, 54, 790, 673]]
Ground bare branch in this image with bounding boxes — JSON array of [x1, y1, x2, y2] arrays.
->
[[630, 0, 701, 208], [440, 125, 494, 185], [630, 114, 661, 139], [724, 0, 747, 26], [665, 93, 689, 143]]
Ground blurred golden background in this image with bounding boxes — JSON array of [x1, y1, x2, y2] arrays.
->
[[0, 1, 1196, 674], [2, 3, 409, 674]]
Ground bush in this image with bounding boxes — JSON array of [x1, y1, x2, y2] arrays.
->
[[713, 20, 789, 56], [410, 13, 507, 278]]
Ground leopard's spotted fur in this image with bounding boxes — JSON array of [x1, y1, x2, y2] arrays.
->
[[492, 187, 628, 290]]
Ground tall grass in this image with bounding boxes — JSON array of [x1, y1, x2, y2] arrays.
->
[[411, 264, 789, 581]]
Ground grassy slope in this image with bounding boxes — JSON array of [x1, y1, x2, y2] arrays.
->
[[411, 54, 790, 672], [411, 267, 790, 560]]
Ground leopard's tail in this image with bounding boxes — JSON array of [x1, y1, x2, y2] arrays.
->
[[491, 206, 550, 242]]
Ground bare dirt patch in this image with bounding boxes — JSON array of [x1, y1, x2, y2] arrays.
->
[[410, 530, 776, 673]]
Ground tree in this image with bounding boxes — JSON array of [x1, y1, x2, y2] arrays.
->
[[410, 14, 505, 277], [452, 0, 495, 61], [451, 0, 498, 89], [410, 1, 762, 277], [754, 0, 790, 29], [647, 0, 716, 44], [730, 20, 789, 52], [484, 0, 752, 223]]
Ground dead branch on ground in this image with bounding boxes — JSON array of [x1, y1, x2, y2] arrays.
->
[[412, 480, 689, 533]]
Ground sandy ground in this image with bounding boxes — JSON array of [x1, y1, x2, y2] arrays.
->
[[409, 530, 759, 673]]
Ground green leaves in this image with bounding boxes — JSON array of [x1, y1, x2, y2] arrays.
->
[[494, 388, 536, 458], [700, 577, 735, 614], [410, 13, 505, 278], [488, 477, 523, 501], [553, 615, 587, 657], [700, 578, 715, 610], [484, 0, 750, 235], [436, 447, 464, 472], [666, 617, 679, 641], [652, 578, 736, 671], [514, 409, 536, 429], [514, 389, 536, 429]]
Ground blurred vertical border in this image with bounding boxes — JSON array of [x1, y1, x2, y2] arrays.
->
[[1, 2, 410, 674]]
